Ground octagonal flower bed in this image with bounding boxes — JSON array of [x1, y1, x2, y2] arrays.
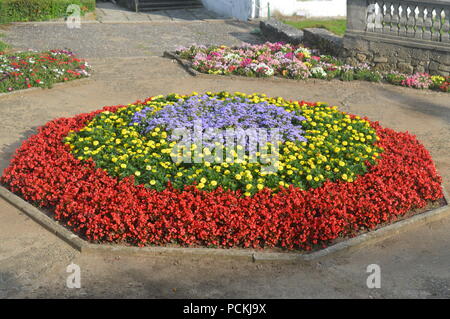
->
[[1, 92, 444, 251]]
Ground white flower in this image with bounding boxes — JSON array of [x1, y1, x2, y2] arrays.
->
[[311, 67, 326, 78]]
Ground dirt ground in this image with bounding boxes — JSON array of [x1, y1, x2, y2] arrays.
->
[[0, 13, 449, 298]]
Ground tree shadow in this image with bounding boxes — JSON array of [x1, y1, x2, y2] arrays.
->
[[373, 85, 450, 124], [0, 271, 23, 298], [225, 20, 265, 44]]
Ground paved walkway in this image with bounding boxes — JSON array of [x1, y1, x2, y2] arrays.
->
[[0, 14, 449, 298], [2, 7, 260, 58]]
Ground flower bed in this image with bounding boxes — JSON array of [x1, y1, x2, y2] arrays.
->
[[1, 92, 444, 250], [0, 50, 91, 93], [176, 43, 450, 93]]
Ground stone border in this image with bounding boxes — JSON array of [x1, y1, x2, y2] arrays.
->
[[10, 19, 232, 26], [259, 18, 343, 56], [163, 51, 199, 76], [0, 184, 449, 262], [259, 18, 304, 45]]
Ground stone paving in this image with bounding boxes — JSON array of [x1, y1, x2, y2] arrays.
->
[[1, 3, 260, 58]]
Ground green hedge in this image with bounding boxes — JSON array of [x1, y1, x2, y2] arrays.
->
[[0, 0, 96, 23]]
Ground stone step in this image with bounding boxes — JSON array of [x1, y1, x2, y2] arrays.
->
[[137, 0, 203, 11]]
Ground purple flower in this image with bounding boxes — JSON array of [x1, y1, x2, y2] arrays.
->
[[131, 94, 307, 145]]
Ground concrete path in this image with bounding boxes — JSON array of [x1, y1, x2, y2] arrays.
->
[[1, 18, 260, 59], [0, 15, 449, 298]]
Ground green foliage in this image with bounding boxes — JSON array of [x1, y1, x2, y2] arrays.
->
[[0, 33, 8, 51], [354, 69, 382, 82], [283, 19, 347, 36], [385, 73, 406, 85], [0, 0, 95, 23]]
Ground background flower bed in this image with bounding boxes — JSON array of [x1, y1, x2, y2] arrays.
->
[[176, 43, 450, 93], [1, 94, 444, 250], [0, 0, 95, 23], [0, 49, 90, 93]]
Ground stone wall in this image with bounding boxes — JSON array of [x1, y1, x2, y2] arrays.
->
[[342, 35, 450, 76], [259, 19, 304, 45], [260, 1, 450, 77], [260, 19, 343, 56], [342, 0, 450, 76]]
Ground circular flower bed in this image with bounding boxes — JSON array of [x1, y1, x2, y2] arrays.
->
[[1, 92, 444, 250]]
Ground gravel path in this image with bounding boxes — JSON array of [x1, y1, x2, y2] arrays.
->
[[0, 12, 449, 298], [1, 20, 261, 58]]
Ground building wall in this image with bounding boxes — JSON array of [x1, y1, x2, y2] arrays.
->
[[201, 0, 253, 21], [201, 0, 346, 21]]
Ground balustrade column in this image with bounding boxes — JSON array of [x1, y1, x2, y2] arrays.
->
[[442, 8, 450, 42], [415, 5, 425, 39], [433, 8, 442, 41], [390, 3, 400, 35], [398, 3, 408, 36], [423, 7, 433, 40], [383, 1, 392, 33], [406, 5, 416, 38]]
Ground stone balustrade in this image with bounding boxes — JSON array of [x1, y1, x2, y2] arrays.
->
[[344, 0, 450, 75]]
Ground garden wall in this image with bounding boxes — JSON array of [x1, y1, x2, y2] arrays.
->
[[343, 0, 450, 76], [260, 19, 343, 56], [261, 0, 450, 77]]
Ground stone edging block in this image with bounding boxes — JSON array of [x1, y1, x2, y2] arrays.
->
[[259, 18, 304, 45], [259, 18, 344, 56]]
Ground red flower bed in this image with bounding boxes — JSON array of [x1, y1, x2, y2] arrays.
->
[[1, 99, 444, 250]]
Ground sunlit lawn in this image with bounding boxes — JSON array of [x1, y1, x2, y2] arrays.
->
[[283, 19, 347, 36]]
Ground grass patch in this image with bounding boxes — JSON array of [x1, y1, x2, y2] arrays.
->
[[0, 33, 8, 51], [283, 18, 347, 36], [0, 40, 8, 51], [0, 0, 96, 23]]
